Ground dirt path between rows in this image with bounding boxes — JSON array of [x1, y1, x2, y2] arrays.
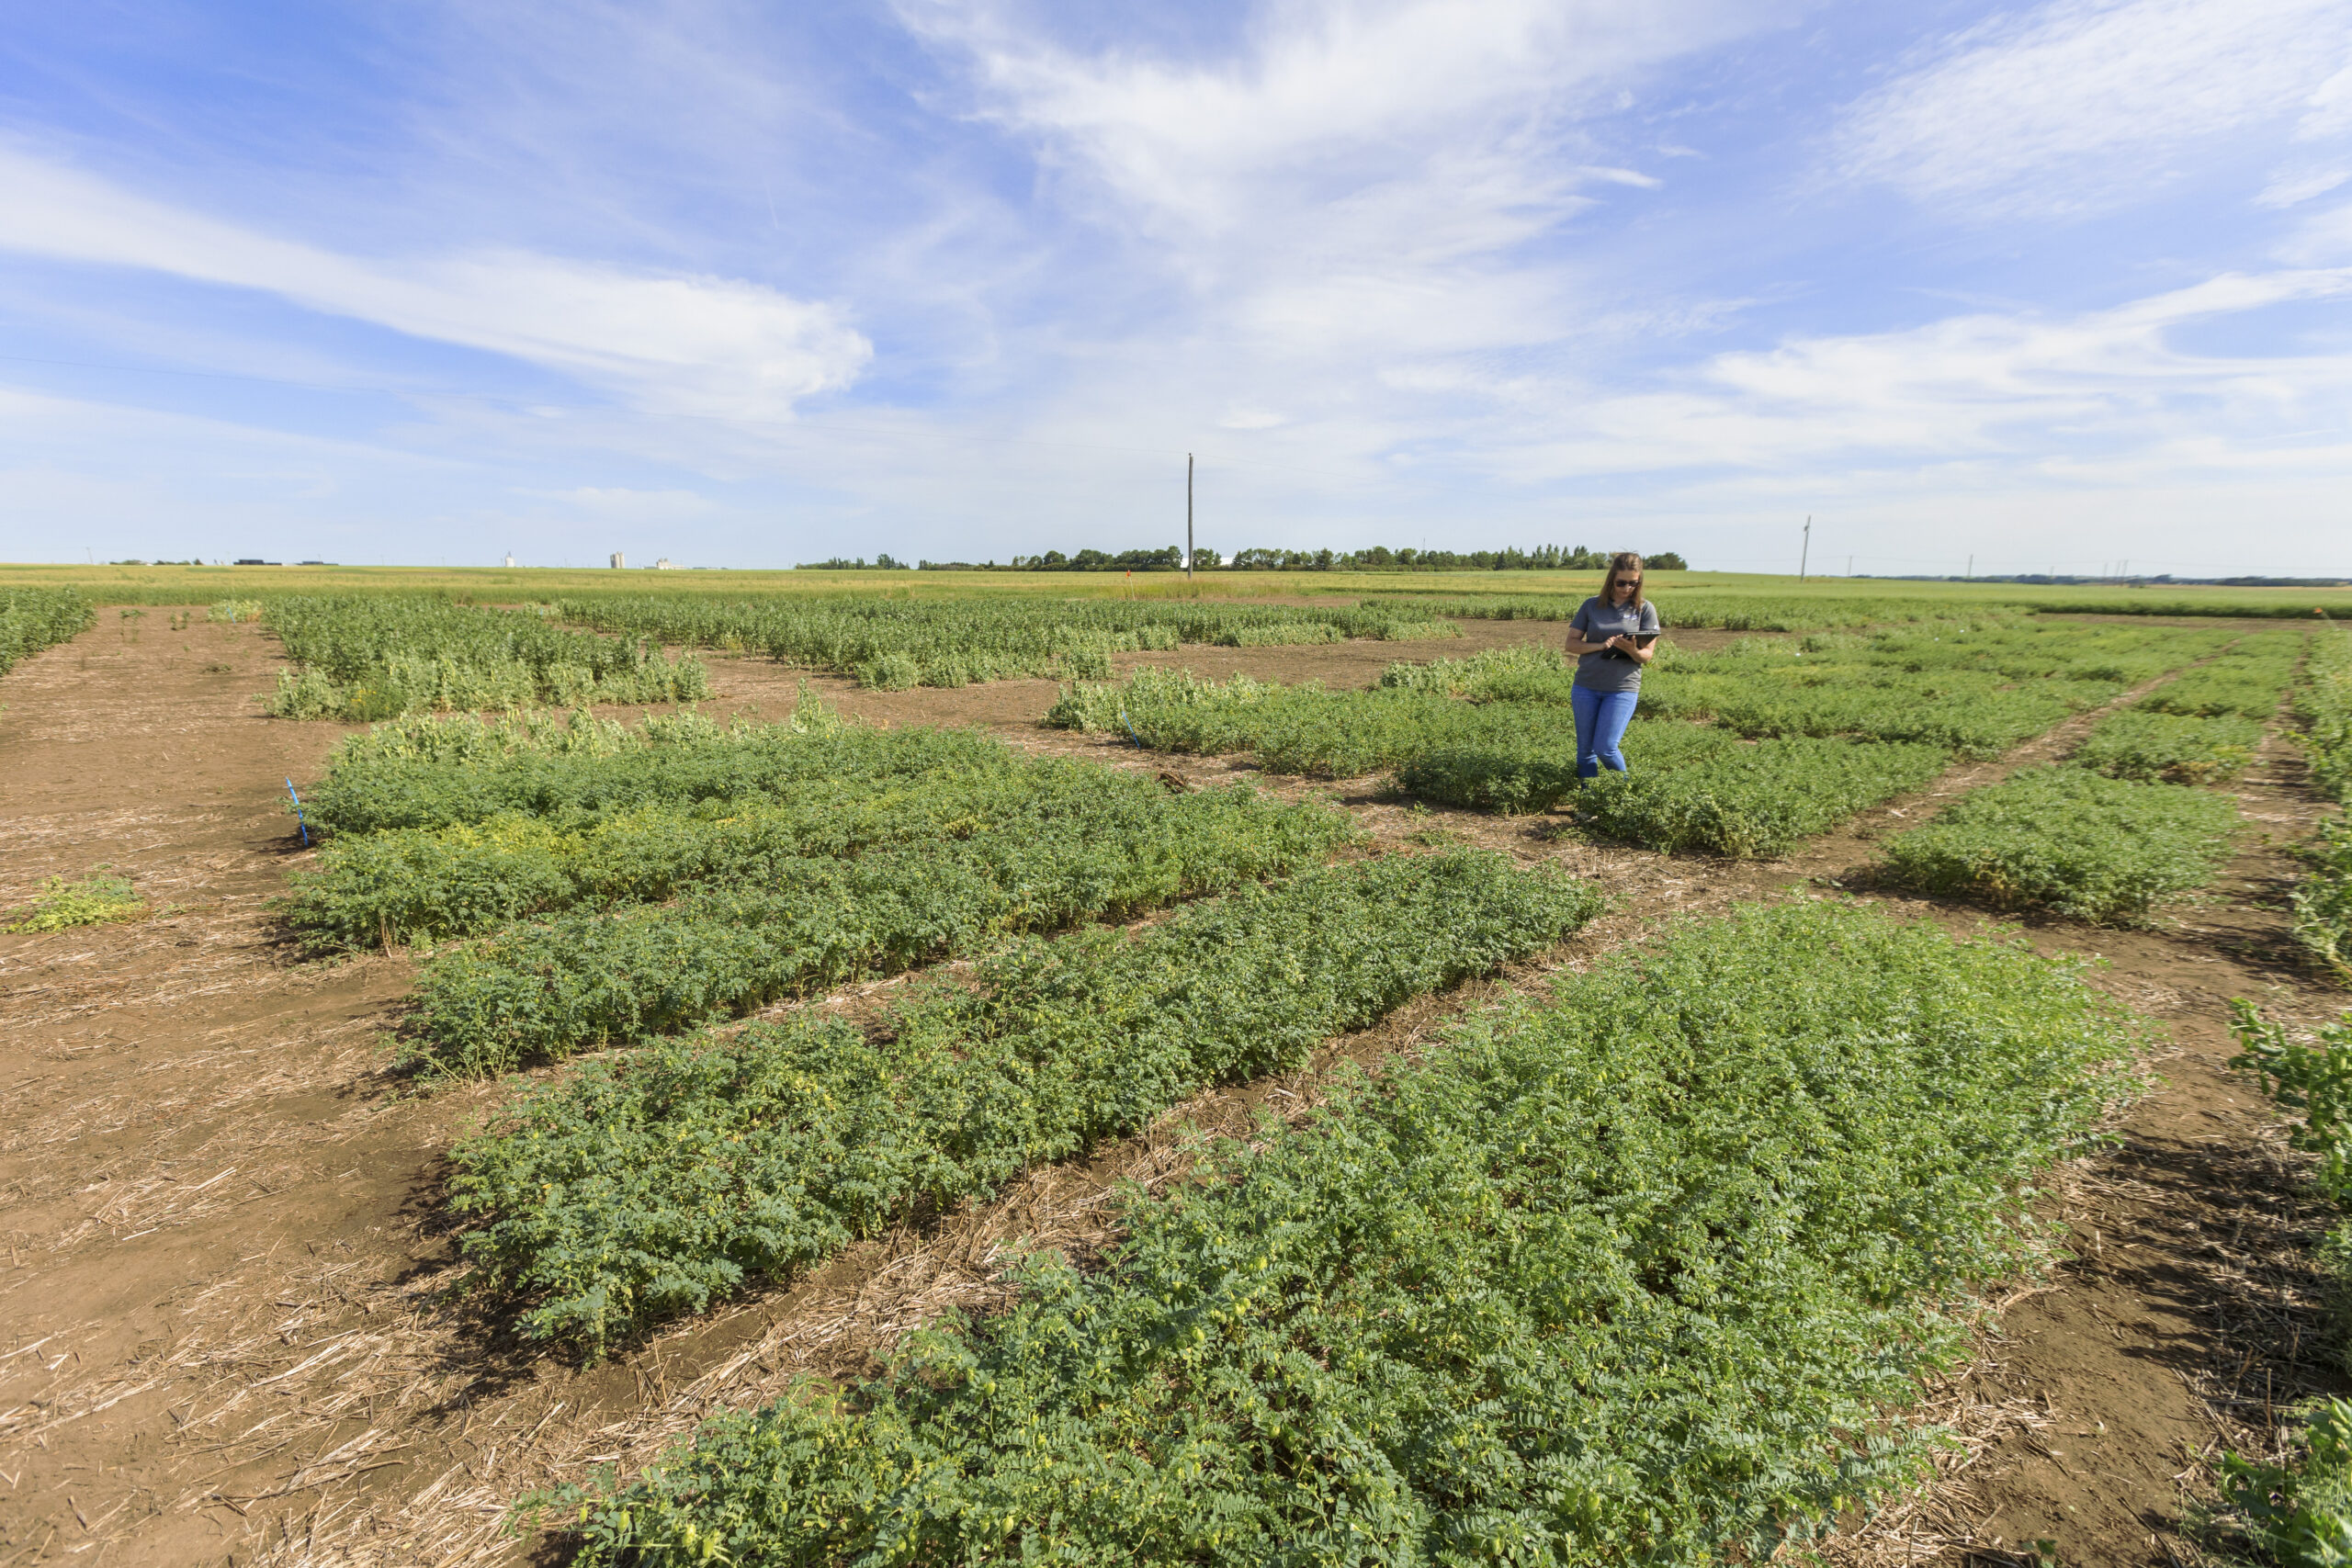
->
[[0, 615, 2339, 1567]]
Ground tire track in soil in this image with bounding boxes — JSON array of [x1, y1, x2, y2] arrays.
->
[[0, 615, 2335, 1567]]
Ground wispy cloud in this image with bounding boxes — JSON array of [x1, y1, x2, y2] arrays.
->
[[0, 143, 871, 415], [1832, 0, 2352, 218], [1, 0, 2347, 573], [1469, 267, 2352, 478]]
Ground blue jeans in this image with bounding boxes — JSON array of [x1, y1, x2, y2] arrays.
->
[[1571, 685, 1638, 779]]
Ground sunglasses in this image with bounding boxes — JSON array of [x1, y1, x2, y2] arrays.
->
[[1611, 577, 1641, 587]]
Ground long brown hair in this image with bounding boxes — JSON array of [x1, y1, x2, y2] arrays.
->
[[1600, 552, 1645, 611]]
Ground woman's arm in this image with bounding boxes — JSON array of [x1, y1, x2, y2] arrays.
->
[[1609, 609, 1661, 663], [1597, 624, 1658, 662]]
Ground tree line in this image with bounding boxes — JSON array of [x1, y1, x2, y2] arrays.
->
[[885, 545, 1688, 572]]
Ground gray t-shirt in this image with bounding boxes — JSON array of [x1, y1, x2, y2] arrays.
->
[[1568, 596, 1662, 694]]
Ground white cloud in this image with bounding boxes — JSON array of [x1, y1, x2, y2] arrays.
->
[[885, 0, 1768, 468], [918, 0, 1712, 221], [1219, 407, 1288, 430], [521, 485, 717, 520], [0, 143, 872, 416], [2302, 62, 2352, 141], [2278, 198, 2352, 265], [1472, 266, 2352, 479], [1833, 0, 2352, 217], [2258, 166, 2352, 209]]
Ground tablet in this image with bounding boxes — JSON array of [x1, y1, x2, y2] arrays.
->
[[1598, 631, 1659, 660]]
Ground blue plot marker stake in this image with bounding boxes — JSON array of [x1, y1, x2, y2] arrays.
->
[[1119, 708, 1146, 749], [286, 777, 310, 847]]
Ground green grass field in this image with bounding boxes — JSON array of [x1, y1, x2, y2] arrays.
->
[[4, 559, 2346, 621], [10, 561, 2329, 1555]]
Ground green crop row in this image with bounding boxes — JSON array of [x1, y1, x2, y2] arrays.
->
[[285, 750, 1333, 951], [545, 899, 2146, 1563], [2068, 710, 2265, 784], [2135, 626, 2308, 719], [1051, 666, 1563, 778], [2062, 633, 2302, 785], [1386, 617, 2205, 688], [1052, 669, 1957, 852], [401, 779, 1359, 1076], [301, 701, 1010, 837], [1635, 618, 2228, 757], [1057, 621, 2218, 773], [2297, 824, 2352, 983], [2302, 626, 2352, 807], [0, 587, 95, 675], [1551, 736, 1953, 857], [1046, 621, 2227, 854], [254, 594, 710, 719], [2295, 628, 2352, 978], [1372, 588, 2344, 625], [1376, 624, 2214, 759], [551, 593, 1456, 690], [1883, 765, 2242, 924], [452, 849, 1598, 1352], [2216, 1005, 2352, 1556], [1360, 590, 2023, 631]]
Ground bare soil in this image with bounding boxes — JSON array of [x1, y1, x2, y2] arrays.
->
[[0, 614, 2339, 1566]]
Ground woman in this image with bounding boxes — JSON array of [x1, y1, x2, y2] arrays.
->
[[1560, 553, 1660, 779]]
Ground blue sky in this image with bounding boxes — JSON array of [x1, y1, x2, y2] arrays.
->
[[2, 0, 2347, 575]]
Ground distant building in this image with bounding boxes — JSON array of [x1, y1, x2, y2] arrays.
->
[[504, 552, 516, 569], [654, 558, 680, 570], [609, 551, 625, 570]]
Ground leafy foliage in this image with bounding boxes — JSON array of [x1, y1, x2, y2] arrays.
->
[[0, 587, 95, 675], [2215, 1398, 2352, 1568], [4, 870, 145, 932], [548, 900, 2145, 1564], [297, 701, 1364, 1074], [2136, 627, 2308, 719], [2291, 628, 2352, 979], [2222, 1010, 2352, 1559], [2233, 1004, 2352, 1203], [287, 750, 1343, 952], [1050, 666, 1590, 781], [2299, 822, 2352, 983], [453, 849, 1599, 1350], [2304, 627, 2352, 807], [301, 702, 1001, 838], [1883, 765, 2241, 923], [1060, 621, 2213, 770], [1559, 737, 1952, 857], [257, 595, 710, 719], [400, 776, 1359, 1075], [1050, 622, 2222, 852], [2070, 709, 2264, 784], [1366, 592, 2022, 631], [552, 593, 1455, 690]]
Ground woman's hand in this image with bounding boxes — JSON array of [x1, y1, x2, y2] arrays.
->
[[1604, 634, 1656, 663]]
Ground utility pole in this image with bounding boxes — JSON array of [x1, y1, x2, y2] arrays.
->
[[1847, 555, 1854, 577], [1186, 453, 1194, 582], [1799, 515, 1811, 581], [1966, 555, 1973, 581]]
